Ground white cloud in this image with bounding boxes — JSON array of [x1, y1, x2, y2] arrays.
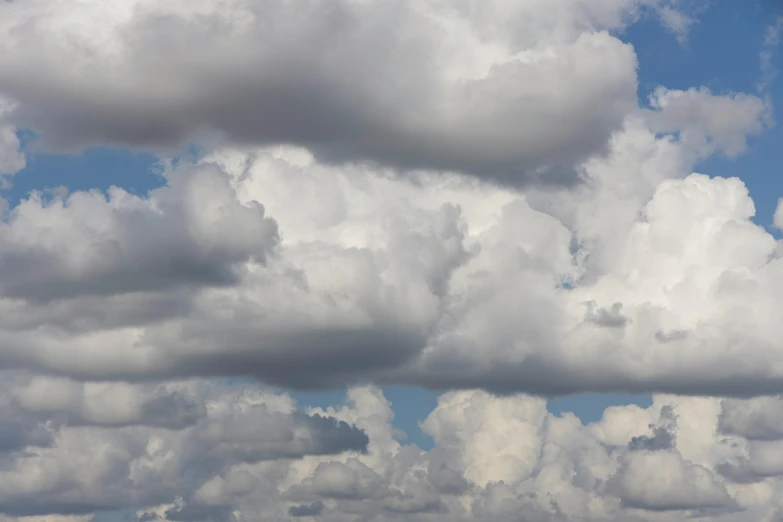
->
[[759, 16, 783, 92], [0, 102, 771, 395], [0, 378, 782, 520], [0, 162, 277, 302], [609, 451, 735, 512], [0, 0, 693, 185], [0, 0, 779, 518], [0, 376, 368, 517], [645, 87, 772, 159], [651, 1, 697, 43], [0, 0, 771, 398]]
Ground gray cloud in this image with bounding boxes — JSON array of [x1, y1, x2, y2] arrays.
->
[[287, 501, 324, 517], [628, 405, 676, 451], [190, 409, 369, 464], [0, 0, 774, 404], [0, 0, 650, 185], [585, 302, 629, 328], [607, 452, 736, 512], [165, 505, 236, 522], [719, 396, 783, 441], [0, 378, 368, 518], [0, 163, 277, 303], [0, 384, 780, 520]]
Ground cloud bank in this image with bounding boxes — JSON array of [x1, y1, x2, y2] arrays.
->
[[0, 112, 776, 395], [0, 0, 780, 519], [0, 0, 694, 184], [0, 382, 781, 521]]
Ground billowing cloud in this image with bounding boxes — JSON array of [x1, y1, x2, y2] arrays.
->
[[56, 386, 783, 521], [0, 162, 277, 302], [0, 0, 782, 520], [0, 380, 781, 520], [0, 0, 774, 397], [0, 103, 774, 395], [0, 0, 692, 184], [0, 377, 368, 517], [608, 451, 736, 512]]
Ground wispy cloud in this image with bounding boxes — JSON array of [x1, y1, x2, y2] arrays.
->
[[759, 16, 783, 92]]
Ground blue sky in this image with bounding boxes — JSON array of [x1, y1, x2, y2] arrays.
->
[[5, 1, 779, 452], [630, 0, 783, 229]]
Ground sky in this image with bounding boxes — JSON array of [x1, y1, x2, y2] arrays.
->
[[3, 0, 783, 521]]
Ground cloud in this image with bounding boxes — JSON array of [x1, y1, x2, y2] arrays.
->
[[0, 0, 778, 492], [0, 98, 24, 182], [628, 405, 676, 451], [759, 16, 783, 92], [645, 87, 772, 159], [0, 0, 774, 398], [2, 381, 783, 520], [0, 102, 771, 396], [164, 505, 235, 522], [653, 3, 696, 43], [609, 451, 736, 512], [287, 501, 323, 517], [719, 396, 783, 442], [11, 376, 205, 429], [0, 161, 277, 302], [0, 377, 368, 518], [0, 0, 694, 185], [1, 1, 782, 521], [285, 388, 783, 520]]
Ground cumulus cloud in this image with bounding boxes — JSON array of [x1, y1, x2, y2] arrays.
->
[[0, 377, 368, 518], [645, 87, 772, 159], [0, 161, 277, 302], [0, 0, 697, 184], [0, 380, 781, 520], [0, 106, 773, 395], [76, 386, 783, 521], [608, 451, 735, 512], [0, 0, 774, 398], [0, 0, 782, 520]]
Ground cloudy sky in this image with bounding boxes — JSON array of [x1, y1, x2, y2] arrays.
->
[[2, 0, 783, 520]]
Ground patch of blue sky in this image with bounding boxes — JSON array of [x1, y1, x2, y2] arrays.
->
[[628, 0, 783, 229], [2, 145, 163, 208]]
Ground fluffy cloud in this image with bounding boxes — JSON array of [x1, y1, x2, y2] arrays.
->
[[0, 0, 782, 520], [645, 87, 772, 160], [0, 377, 368, 517], [0, 0, 775, 397], [0, 383, 773, 521], [0, 162, 277, 302], [608, 451, 736, 512], [0, 103, 775, 395], [0, 0, 696, 184]]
